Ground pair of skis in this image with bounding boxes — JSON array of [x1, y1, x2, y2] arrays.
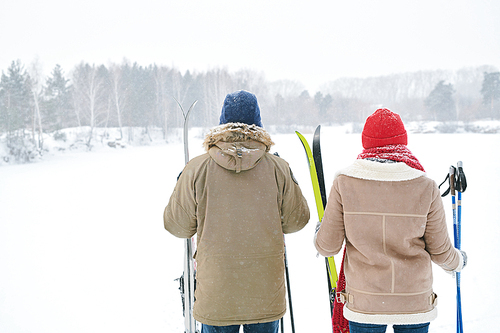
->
[[176, 99, 199, 333], [296, 126, 348, 333], [440, 162, 467, 333]]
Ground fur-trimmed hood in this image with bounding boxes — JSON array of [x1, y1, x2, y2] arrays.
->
[[203, 123, 274, 152], [203, 123, 275, 173]]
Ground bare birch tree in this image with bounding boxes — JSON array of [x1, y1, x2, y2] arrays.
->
[[27, 59, 44, 150], [203, 68, 234, 127], [109, 63, 126, 139], [72, 63, 107, 148]]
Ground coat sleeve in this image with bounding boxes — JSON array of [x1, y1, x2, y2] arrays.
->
[[314, 177, 345, 257], [423, 181, 461, 271], [163, 165, 198, 239], [279, 162, 310, 234]]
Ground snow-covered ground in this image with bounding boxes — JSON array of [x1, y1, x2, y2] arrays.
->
[[0, 126, 499, 332]]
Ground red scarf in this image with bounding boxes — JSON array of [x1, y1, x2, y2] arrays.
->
[[357, 144, 425, 172]]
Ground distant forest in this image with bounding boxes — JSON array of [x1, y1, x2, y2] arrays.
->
[[0, 59, 499, 155]]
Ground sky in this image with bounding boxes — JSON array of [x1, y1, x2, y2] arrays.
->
[[1, 0, 499, 92]]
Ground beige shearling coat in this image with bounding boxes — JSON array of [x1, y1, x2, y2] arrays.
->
[[314, 159, 461, 325], [164, 123, 310, 326]]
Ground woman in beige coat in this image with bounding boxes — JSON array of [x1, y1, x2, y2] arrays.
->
[[165, 90, 310, 333], [314, 108, 466, 333]]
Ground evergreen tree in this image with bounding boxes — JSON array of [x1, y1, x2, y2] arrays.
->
[[295, 90, 317, 125], [424, 80, 456, 121], [182, 70, 205, 126], [126, 63, 155, 131], [314, 91, 324, 109], [314, 91, 333, 120], [43, 65, 73, 131], [480, 72, 500, 119], [0, 61, 31, 139]]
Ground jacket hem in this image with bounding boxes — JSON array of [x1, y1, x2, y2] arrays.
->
[[343, 306, 437, 325], [194, 310, 285, 326]]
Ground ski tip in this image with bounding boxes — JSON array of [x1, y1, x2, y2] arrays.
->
[[295, 132, 307, 147], [295, 131, 306, 140], [173, 97, 184, 111], [314, 125, 321, 135]]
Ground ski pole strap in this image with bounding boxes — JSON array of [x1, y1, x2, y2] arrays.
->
[[438, 173, 451, 197], [439, 166, 457, 197], [456, 161, 467, 193]]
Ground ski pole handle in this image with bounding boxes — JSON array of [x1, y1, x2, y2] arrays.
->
[[457, 161, 467, 193], [449, 166, 456, 197]]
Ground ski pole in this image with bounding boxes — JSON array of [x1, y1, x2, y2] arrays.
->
[[456, 161, 466, 333], [448, 166, 461, 333], [450, 162, 466, 333], [439, 163, 466, 333], [274, 153, 296, 333], [283, 242, 296, 333], [456, 205, 463, 333]]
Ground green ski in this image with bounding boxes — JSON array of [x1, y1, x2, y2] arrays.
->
[[296, 129, 338, 316]]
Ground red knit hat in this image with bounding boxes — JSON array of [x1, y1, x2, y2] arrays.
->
[[362, 108, 407, 149]]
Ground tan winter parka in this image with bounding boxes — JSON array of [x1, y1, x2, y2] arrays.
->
[[314, 159, 462, 325], [164, 123, 310, 326]]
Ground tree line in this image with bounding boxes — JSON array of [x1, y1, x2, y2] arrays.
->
[[321, 65, 500, 123], [0, 60, 499, 160]]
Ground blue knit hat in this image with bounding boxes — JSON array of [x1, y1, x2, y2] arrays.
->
[[219, 90, 263, 127]]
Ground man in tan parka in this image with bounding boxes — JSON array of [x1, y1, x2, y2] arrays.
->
[[314, 108, 467, 333], [164, 90, 310, 333]]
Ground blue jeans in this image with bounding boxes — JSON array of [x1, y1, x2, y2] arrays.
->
[[349, 321, 430, 333], [201, 320, 279, 333]]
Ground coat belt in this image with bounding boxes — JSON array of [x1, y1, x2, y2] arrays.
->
[[336, 291, 438, 306]]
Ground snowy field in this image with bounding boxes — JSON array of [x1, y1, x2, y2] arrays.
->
[[1, 127, 499, 333]]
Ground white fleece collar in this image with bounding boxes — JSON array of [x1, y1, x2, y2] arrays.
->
[[336, 159, 425, 182]]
